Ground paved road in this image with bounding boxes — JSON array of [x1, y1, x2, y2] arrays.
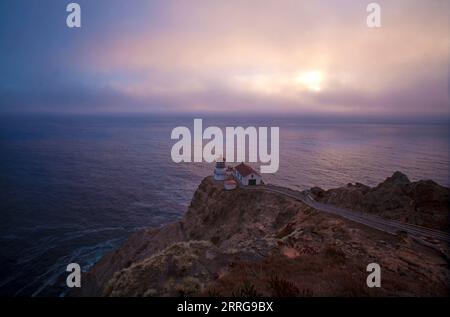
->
[[244, 184, 450, 244]]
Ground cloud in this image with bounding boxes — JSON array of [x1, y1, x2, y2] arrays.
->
[[0, 0, 448, 118]]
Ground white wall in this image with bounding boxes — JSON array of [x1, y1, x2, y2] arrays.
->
[[242, 173, 261, 185], [233, 171, 262, 186]]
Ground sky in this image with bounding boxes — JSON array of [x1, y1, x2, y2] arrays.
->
[[0, 0, 449, 120]]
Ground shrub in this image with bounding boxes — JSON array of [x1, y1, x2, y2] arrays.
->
[[324, 245, 346, 264], [268, 275, 300, 297], [232, 281, 263, 297]]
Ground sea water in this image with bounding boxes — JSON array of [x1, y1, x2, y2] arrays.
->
[[0, 114, 448, 296]]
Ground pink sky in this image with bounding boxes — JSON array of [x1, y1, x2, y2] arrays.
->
[[2, 0, 449, 118]]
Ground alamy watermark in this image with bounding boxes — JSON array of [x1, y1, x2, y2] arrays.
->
[[64, 261, 381, 289], [66, 3, 81, 28], [366, 263, 381, 288], [66, 263, 81, 288], [63, 1, 384, 291], [170, 119, 280, 174], [367, 2, 382, 28], [66, 2, 381, 29]]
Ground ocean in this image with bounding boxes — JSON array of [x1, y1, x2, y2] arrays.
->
[[0, 114, 448, 296]]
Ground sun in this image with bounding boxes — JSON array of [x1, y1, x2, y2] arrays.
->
[[233, 70, 326, 96], [294, 71, 324, 92]]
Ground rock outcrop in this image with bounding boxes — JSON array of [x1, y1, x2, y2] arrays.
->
[[309, 172, 450, 231], [76, 176, 450, 297]]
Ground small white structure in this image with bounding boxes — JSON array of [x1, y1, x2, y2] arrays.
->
[[213, 157, 227, 181], [224, 179, 237, 191], [233, 163, 262, 186], [226, 166, 234, 177]]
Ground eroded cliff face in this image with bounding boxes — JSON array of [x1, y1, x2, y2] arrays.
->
[[77, 176, 449, 297], [310, 172, 450, 231]]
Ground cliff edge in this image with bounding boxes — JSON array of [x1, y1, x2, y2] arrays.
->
[[76, 175, 449, 297]]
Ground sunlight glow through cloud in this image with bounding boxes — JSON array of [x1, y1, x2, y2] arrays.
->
[[294, 71, 325, 92], [232, 70, 326, 96], [1, 0, 449, 118]]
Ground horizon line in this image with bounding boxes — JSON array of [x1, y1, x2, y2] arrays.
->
[[1, 110, 449, 124]]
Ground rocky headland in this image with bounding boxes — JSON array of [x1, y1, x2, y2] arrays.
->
[[309, 171, 449, 231], [76, 173, 449, 297]]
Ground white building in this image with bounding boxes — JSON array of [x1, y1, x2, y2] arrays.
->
[[233, 163, 262, 186], [224, 179, 237, 191], [226, 166, 234, 177], [213, 157, 227, 181]]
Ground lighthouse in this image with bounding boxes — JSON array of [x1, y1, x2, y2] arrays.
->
[[213, 156, 226, 181]]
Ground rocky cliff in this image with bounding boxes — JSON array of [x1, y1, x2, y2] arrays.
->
[[309, 171, 449, 231], [77, 176, 449, 297]]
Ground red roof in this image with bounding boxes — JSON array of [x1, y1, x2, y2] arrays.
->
[[234, 163, 259, 177]]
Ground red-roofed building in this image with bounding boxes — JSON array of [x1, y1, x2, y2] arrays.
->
[[233, 163, 262, 186]]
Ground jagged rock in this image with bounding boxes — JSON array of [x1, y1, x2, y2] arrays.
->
[[311, 172, 449, 231], [310, 186, 325, 198], [383, 171, 411, 186]]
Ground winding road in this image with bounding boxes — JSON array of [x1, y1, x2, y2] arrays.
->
[[244, 184, 450, 244]]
